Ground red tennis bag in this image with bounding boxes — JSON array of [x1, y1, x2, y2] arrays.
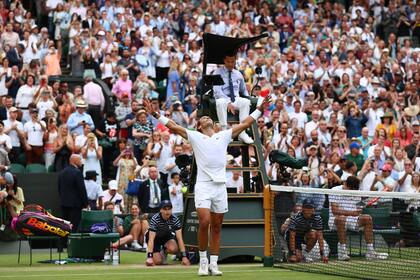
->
[[11, 204, 72, 238]]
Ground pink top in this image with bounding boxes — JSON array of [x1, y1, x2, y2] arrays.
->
[[112, 79, 132, 100], [83, 82, 105, 110]]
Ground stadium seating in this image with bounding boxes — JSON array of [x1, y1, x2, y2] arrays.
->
[[25, 164, 47, 174], [9, 163, 26, 174], [67, 210, 119, 259]]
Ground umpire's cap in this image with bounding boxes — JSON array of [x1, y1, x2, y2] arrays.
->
[[302, 198, 315, 209]]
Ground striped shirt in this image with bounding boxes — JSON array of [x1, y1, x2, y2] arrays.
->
[[149, 213, 181, 238], [288, 212, 323, 235]]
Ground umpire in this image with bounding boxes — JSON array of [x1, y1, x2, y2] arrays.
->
[[284, 198, 328, 263], [145, 200, 190, 266]]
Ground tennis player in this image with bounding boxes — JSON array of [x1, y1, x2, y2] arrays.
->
[[144, 96, 270, 276]]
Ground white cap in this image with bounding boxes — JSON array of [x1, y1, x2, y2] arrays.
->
[[108, 180, 118, 190], [97, 30, 105, 36]]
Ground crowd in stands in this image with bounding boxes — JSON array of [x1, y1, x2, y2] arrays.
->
[[0, 0, 418, 219]]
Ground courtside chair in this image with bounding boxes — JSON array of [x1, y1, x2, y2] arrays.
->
[[67, 210, 120, 260]]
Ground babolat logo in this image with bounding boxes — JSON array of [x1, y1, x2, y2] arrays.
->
[[27, 218, 69, 237]]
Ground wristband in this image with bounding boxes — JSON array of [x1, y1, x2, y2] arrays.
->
[[158, 115, 170, 125], [147, 252, 153, 258], [250, 109, 262, 121], [181, 251, 187, 258]]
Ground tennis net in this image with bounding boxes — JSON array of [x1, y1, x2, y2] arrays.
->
[[268, 184, 420, 280]]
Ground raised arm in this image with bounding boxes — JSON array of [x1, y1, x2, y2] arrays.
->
[[232, 96, 271, 139], [143, 99, 188, 139]]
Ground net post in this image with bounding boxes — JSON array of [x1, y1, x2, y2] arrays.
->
[[263, 184, 273, 267]]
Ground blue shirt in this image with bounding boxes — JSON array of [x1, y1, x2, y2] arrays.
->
[[67, 112, 95, 136], [213, 66, 249, 100]]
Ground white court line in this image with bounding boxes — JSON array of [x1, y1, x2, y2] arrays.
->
[[0, 269, 275, 278]]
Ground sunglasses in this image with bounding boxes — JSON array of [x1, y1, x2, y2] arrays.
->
[[144, 156, 151, 160]]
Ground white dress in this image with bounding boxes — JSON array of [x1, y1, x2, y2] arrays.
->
[[83, 148, 102, 186]]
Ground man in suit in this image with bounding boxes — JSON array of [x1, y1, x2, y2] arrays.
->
[[137, 165, 169, 214], [6, 44, 24, 69], [58, 154, 88, 232]]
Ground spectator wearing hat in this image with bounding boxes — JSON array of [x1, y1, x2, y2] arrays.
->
[[283, 198, 327, 263], [84, 170, 102, 210], [99, 180, 124, 214], [3, 107, 24, 163], [83, 75, 105, 128], [376, 111, 397, 140], [23, 108, 46, 164], [145, 200, 190, 266], [66, 99, 94, 136], [371, 163, 397, 191], [345, 142, 365, 172]]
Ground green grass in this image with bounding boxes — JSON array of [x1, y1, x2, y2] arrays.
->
[[0, 251, 351, 280]]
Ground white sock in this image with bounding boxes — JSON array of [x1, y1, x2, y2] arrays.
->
[[210, 255, 218, 265], [339, 243, 347, 251], [367, 243, 374, 252], [132, 240, 139, 245], [199, 251, 207, 261]]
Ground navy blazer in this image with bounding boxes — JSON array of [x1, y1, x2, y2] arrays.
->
[[137, 179, 169, 213], [58, 165, 88, 209]]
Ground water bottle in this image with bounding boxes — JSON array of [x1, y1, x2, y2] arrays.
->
[[112, 249, 119, 266], [104, 249, 110, 265]]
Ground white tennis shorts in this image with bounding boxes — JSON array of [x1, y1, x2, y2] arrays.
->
[[329, 216, 360, 231], [194, 181, 228, 214]]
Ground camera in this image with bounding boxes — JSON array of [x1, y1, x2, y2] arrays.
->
[[255, 67, 262, 75], [175, 154, 193, 187]]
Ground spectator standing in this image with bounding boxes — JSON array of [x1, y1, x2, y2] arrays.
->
[[113, 147, 137, 211], [43, 117, 58, 170], [3, 107, 24, 163], [96, 112, 119, 181], [112, 69, 132, 102], [58, 154, 88, 232], [81, 133, 102, 186], [83, 75, 104, 128], [132, 110, 153, 163], [15, 74, 36, 123], [115, 93, 131, 139], [23, 108, 46, 164], [67, 99, 94, 136], [53, 124, 74, 172], [99, 180, 124, 214], [168, 173, 184, 217]]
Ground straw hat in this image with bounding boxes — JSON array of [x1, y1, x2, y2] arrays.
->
[[404, 105, 420, 117]]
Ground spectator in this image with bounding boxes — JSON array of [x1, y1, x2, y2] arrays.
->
[[81, 133, 102, 186], [112, 203, 148, 251], [3, 107, 24, 163], [96, 112, 119, 181], [376, 112, 397, 140], [226, 170, 244, 194], [168, 173, 184, 217], [112, 69, 132, 102], [115, 93, 131, 139], [1, 172, 24, 214], [99, 180, 124, 214], [43, 117, 58, 170], [132, 110, 153, 163], [34, 88, 58, 120], [83, 75, 104, 128], [53, 124, 74, 172], [113, 147, 137, 211], [345, 142, 365, 172], [67, 99, 94, 136], [371, 163, 397, 191], [23, 108, 46, 164]]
